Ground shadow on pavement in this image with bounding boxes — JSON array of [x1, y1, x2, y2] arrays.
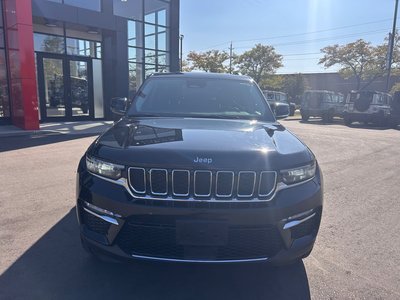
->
[[290, 118, 398, 130], [0, 133, 99, 153], [0, 209, 311, 300]]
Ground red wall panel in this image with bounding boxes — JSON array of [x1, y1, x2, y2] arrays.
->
[[3, 0, 39, 130]]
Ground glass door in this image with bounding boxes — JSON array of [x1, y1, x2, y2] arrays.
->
[[38, 56, 66, 118], [37, 54, 94, 121], [68, 59, 91, 117]]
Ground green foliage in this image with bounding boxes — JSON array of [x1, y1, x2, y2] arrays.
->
[[318, 36, 400, 90], [235, 44, 283, 84], [259, 75, 284, 90], [186, 50, 229, 73], [390, 82, 400, 94], [281, 74, 308, 99]]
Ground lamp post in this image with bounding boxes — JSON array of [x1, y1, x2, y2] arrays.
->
[[179, 34, 184, 72]]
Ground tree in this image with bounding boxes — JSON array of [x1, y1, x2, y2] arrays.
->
[[235, 44, 283, 84], [281, 74, 308, 100], [186, 50, 229, 72], [259, 75, 284, 91], [319, 39, 387, 90]]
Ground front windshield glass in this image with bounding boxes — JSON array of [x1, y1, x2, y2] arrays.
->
[[128, 77, 275, 121]]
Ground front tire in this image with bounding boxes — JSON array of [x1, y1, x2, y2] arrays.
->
[[301, 113, 309, 121], [344, 115, 352, 126]]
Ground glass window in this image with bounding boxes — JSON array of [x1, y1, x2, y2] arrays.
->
[[64, 0, 101, 11], [129, 47, 143, 63], [34, 33, 65, 53], [157, 31, 166, 51], [145, 0, 170, 26], [145, 24, 156, 36], [129, 62, 143, 96], [145, 50, 156, 64], [66, 38, 101, 58], [128, 20, 143, 48], [0, 49, 10, 118], [145, 12, 156, 24], [145, 34, 156, 50], [113, 0, 143, 20], [145, 65, 156, 78], [158, 10, 166, 27], [93, 59, 104, 118]]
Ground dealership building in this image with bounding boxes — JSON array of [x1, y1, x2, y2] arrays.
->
[[0, 0, 179, 130]]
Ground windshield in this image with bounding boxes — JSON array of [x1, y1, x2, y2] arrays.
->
[[349, 92, 374, 102], [128, 77, 275, 121]]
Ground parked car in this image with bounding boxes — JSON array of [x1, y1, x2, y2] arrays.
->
[[76, 72, 323, 266], [262, 90, 296, 117], [300, 90, 345, 122], [389, 91, 400, 128], [343, 91, 392, 126]]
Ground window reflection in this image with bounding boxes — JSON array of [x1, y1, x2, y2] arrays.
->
[[0, 49, 10, 118], [34, 33, 65, 53], [66, 38, 101, 58], [126, 0, 171, 96]]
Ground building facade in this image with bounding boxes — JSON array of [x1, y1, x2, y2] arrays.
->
[[0, 0, 180, 129]]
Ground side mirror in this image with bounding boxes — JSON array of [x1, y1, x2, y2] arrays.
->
[[110, 97, 128, 115]]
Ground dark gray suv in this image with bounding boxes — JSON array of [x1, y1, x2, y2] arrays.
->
[[76, 72, 323, 265]]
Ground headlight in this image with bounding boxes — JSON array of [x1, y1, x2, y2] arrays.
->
[[86, 156, 124, 180], [281, 162, 316, 185]]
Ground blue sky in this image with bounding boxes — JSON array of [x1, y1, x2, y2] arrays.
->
[[180, 0, 398, 74]]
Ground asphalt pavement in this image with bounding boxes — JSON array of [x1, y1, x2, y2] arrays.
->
[[0, 117, 399, 299]]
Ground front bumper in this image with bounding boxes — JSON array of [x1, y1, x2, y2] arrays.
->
[[76, 162, 323, 264], [344, 111, 385, 122]]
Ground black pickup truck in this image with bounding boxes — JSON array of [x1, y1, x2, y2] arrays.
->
[[76, 72, 323, 265]]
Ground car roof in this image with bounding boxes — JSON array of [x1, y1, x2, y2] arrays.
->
[[350, 90, 391, 96], [304, 90, 336, 94], [262, 90, 286, 95], [150, 72, 253, 81]]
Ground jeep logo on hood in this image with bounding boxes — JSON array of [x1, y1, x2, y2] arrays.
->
[[194, 157, 213, 164]]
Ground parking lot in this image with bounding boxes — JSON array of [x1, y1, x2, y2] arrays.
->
[[0, 118, 399, 300]]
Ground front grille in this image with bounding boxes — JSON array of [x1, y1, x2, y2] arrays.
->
[[115, 221, 283, 260], [128, 167, 277, 201], [82, 209, 110, 235]]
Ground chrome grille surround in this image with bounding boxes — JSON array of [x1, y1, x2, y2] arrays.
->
[[216, 171, 234, 198], [127, 167, 278, 202], [237, 171, 256, 197], [128, 167, 146, 194], [172, 170, 190, 197], [194, 170, 213, 197], [149, 169, 168, 196]]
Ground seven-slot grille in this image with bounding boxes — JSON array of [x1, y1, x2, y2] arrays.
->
[[128, 167, 277, 201]]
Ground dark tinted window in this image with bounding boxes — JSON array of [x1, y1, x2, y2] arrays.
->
[[128, 77, 274, 121]]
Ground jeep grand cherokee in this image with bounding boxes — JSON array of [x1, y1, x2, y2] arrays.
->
[[76, 72, 323, 265]]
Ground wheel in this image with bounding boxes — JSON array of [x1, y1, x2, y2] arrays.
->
[[322, 113, 331, 123], [289, 105, 295, 116], [301, 113, 309, 121], [374, 111, 388, 127], [344, 116, 352, 126]]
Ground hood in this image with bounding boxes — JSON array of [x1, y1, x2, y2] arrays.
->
[[89, 118, 313, 170]]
